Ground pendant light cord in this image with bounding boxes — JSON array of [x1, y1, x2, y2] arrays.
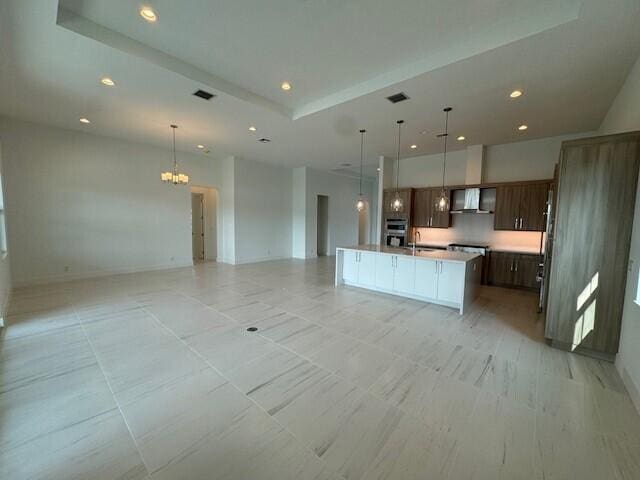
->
[[441, 107, 451, 189], [396, 120, 403, 192], [359, 129, 365, 196], [171, 124, 178, 174]]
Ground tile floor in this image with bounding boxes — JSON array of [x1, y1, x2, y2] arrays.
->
[[1, 257, 639, 479]]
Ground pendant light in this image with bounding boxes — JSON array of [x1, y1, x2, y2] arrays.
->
[[161, 124, 189, 185], [435, 108, 451, 212], [356, 129, 367, 212], [391, 120, 404, 212]]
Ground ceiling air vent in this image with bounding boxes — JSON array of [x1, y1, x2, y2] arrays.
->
[[258, 138, 271, 143], [386, 92, 409, 104], [193, 89, 215, 100]]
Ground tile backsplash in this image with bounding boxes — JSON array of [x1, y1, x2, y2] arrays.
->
[[413, 214, 544, 252]]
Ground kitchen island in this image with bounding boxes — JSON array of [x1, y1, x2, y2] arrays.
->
[[335, 245, 482, 314]]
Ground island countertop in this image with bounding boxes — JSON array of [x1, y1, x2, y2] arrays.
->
[[337, 244, 480, 263]]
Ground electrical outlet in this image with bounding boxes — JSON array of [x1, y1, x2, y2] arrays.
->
[[267, 249, 271, 256], [64, 266, 69, 272], [170, 256, 175, 262]]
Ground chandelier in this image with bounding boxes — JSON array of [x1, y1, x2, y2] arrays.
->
[[161, 124, 189, 185]]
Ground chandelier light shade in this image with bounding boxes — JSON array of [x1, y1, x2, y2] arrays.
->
[[161, 124, 189, 185], [391, 120, 404, 212], [435, 108, 452, 212], [356, 129, 367, 212]]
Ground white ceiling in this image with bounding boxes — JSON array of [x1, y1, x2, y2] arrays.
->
[[0, 0, 639, 171]]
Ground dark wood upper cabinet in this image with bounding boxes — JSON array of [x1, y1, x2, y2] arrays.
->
[[412, 189, 431, 227], [432, 189, 451, 228], [520, 183, 550, 231], [494, 185, 522, 230], [410, 188, 450, 228], [383, 188, 412, 216], [494, 182, 550, 232]]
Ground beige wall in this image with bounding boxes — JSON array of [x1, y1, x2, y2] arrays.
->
[[599, 55, 640, 412]]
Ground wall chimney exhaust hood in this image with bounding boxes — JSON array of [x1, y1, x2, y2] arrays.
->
[[450, 188, 494, 214]]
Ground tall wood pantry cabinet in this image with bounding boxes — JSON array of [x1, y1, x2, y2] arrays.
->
[[545, 132, 640, 359]]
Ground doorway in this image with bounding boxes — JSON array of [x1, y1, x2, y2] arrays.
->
[[317, 195, 329, 256], [191, 192, 205, 262]]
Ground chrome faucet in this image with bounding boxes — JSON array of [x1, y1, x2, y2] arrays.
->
[[412, 231, 421, 256]]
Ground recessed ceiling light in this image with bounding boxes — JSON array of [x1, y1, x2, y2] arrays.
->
[[248, 126, 257, 132], [100, 77, 115, 87], [518, 124, 528, 131], [510, 89, 523, 98], [197, 144, 204, 149], [457, 135, 466, 141], [281, 81, 292, 91], [410, 144, 417, 149], [79, 117, 90, 124], [420, 130, 427, 135], [139, 6, 157, 22]]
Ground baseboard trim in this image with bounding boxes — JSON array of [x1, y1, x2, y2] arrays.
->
[[12, 261, 195, 288], [549, 339, 616, 362], [616, 358, 640, 415], [233, 255, 290, 265]]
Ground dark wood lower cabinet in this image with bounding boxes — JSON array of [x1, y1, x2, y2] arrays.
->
[[488, 251, 541, 290], [513, 254, 541, 289]]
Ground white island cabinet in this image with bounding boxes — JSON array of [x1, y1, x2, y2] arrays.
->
[[335, 245, 482, 314]]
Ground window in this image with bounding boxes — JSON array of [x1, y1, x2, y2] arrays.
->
[[0, 174, 6, 256]]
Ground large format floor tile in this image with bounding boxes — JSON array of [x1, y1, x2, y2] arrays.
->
[[1, 257, 640, 479]]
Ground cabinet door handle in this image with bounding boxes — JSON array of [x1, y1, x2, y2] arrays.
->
[[515, 259, 519, 272], [514, 217, 518, 229], [519, 218, 523, 229], [510, 260, 514, 272]]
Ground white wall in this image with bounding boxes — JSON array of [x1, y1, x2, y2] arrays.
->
[[395, 133, 594, 188], [233, 157, 292, 264], [397, 150, 468, 187], [219, 156, 235, 264], [294, 167, 375, 258], [598, 55, 640, 412], [292, 167, 307, 258], [0, 142, 11, 321], [0, 117, 225, 285]]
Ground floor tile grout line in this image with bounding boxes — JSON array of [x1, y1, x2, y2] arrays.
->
[[8, 261, 637, 479], [143, 282, 496, 477], [72, 309, 155, 479], [148, 278, 545, 416], [140, 304, 350, 480]]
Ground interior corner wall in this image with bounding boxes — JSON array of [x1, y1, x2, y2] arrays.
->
[[598, 54, 640, 413], [233, 157, 292, 264], [303, 168, 375, 258], [0, 141, 11, 321], [0, 117, 224, 285], [219, 156, 235, 264], [292, 167, 307, 258]]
